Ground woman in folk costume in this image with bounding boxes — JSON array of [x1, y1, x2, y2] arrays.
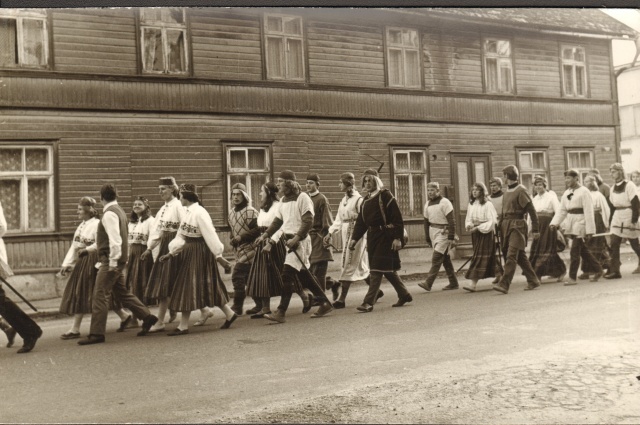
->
[[605, 163, 640, 279], [527, 176, 566, 282], [142, 176, 184, 332], [58, 197, 130, 339], [245, 182, 289, 318], [462, 183, 502, 292], [323, 172, 371, 308], [159, 184, 236, 335], [579, 175, 611, 279]]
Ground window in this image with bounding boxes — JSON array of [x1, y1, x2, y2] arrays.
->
[[226, 146, 271, 214], [393, 149, 428, 218], [517, 149, 548, 190], [483, 38, 513, 94], [566, 149, 594, 183], [0, 9, 48, 69], [561, 46, 587, 98], [264, 14, 305, 81], [386, 28, 421, 88], [0, 145, 55, 233], [140, 8, 188, 74]]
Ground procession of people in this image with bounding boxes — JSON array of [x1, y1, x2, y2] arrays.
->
[[1, 162, 639, 353]]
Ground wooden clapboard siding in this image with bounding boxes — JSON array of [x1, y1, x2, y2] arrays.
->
[[307, 21, 385, 87], [514, 35, 561, 98], [5, 237, 71, 271], [190, 9, 263, 81], [51, 9, 137, 75], [584, 39, 612, 100]]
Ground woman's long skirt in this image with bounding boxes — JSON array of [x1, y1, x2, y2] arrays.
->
[[59, 250, 98, 315], [144, 231, 180, 303], [528, 214, 566, 278], [582, 211, 611, 273], [168, 237, 229, 312], [465, 231, 502, 280], [125, 244, 154, 301], [246, 237, 303, 298]]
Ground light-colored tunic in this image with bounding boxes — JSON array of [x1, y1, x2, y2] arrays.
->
[[610, 180, 640, 238], [168, 203, 224, 257], [550, 185, 596, 237], [465, 201, 498, 234], [327, 191, 369, 282], [128, 215, 158, 259], [529, 190, 560, 228], [589, 190, 610, 230], [424, 196, 455, 254], [270, 193, 314, 271], [147, 197, 184, 252], [61, 218, 99, 268]]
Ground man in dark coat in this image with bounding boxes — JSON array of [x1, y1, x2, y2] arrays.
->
[[305, 174, 334, 293]]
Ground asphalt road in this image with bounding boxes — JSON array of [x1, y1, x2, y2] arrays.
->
[[1, 268, 639, 424]]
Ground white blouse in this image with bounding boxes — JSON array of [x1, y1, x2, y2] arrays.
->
[[147, 197, 185, 251], [328, 191, 363, 235], [168, 203, 224, 257], [465, 201, 497, 234], [590, 190, 610, 229], [532, 190, 560, 214], [62, 217, 100, 268], [550, 185, 596, 236], [128, 215, 155, 245], [270, 194, 314, 243]]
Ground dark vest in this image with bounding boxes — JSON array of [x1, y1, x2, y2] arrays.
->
[[97, 203, 128, 265]]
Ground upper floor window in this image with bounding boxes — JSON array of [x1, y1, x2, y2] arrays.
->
[[566, 148, 594, 183], [0, 145, 55, 233], [0, 9, 48, 69], [517, 149, 548, 190], [483, 38, 513, 94], [226, 145, 271, 216], [264, 14, 305, 81], [393, 149, 428, 218], [140, 8, 188, 75], [561, 46, 587, 98], [386, 28, 421, 88]]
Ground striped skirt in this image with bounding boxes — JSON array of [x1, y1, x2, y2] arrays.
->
[[168, 237, 229, 312], [465, 231, 502, 280], [59, 250, 98, 315], [144, 231, 180, 303], [247, 237, 302, 298], [528, 214, 566, 278], [125, 244, 154, 301]]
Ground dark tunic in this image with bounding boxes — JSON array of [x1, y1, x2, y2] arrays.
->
[[352, 189, 404, 272], [308, 192, 334, 264], [500, 184, 538, 253]]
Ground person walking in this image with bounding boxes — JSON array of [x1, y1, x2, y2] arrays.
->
[[604, 163, 640, 279], [579, 175, 611, 279], [549, 169, 602, 285], [323, 172, 370, 309], [528, 176, 566, 282], [159, 184, 236, 335], [462, 183, 502, 292], [488, 177, 505, 284], [418, 181, 459, 292], [492, 165, 542, 294], [78, 184, 159, 345], [0, 200, 42, 353], [348, 169, 412, 313], [588, 168, 614, 223], [305, 174, 334, 298]]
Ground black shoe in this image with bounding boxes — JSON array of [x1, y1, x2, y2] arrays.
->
[[117, 315, 132, 333], [302, 298, 312, 314], [333, 300, 346, 309], [17, 328, 43, 353], [220, 313, 238, 329], [330, 282, 341, 302], [167, 328, 189, 336], [392, 294, 413, 307], [356, 303, 373, 313], [442, 283, 459, 291], [376, 290, 384, 301], [245, 306, 261, 315], [137, 314, 159, 336], [230, 305, 243, 316], [4, 327, 17, 348], [77, 334, 105, 346], [604, 272, 622, 279]]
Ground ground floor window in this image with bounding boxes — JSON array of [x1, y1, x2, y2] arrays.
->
[[225, 144, 271, 217], [516, 148, 549, 191], [392, 148, 428, 218], [565, 148, 595, 183]]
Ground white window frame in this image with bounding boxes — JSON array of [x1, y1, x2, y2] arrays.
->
[[392, 149, 428, 218], [225, 146, 271, 215], [139, 8, 189, 75], [0, 145, 55, 233], [263, 13, 306, 81], [483, 38, 514, 94], [0, 9, 49, 69], [385, 27, 421, 89], [561, 45, 588, 98], [566, 148, 595, 183], [517, 149, 549, 190]]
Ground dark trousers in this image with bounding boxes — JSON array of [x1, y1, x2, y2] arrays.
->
[[501, 245, 539, 287], [424, 251, 458, 287], [0, 285, 41, 340], [609, 235, 640, 274], [363, 271, 409, 306], [310, 261, 329, 291], [90, 264, 151, 336], [277, 265, 329, 312], [569, 237, 602, 279], [231, 262, 252, 301]]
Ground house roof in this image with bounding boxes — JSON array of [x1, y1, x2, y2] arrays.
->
[[417, 8, 638, 38]]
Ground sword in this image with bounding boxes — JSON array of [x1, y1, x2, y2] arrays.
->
[[591, 232, 612, 238]]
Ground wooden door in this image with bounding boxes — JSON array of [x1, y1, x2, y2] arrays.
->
[[451, 154, 491, 244]]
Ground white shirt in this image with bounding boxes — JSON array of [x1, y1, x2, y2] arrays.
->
[[86, 200, 123, 267], [328, 191, 363, 235], [62, 217, 99, 268], [270, 193, 314, 243], [147, 197, 185, 252], [465, 201, 497, 234], [550, 185, 596, 237], [532, 190, 560, 214], [168, 203, 224, 257], [590, 190, 610, 229]]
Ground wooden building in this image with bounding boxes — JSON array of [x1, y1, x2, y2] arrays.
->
[[0, 7, 636, 279]]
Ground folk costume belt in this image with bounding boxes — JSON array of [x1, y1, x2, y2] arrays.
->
[[429, 223, 448, 229], [503, 213, 525, 219], [568, 208, 584, 214], [614, 206, 631, 210]]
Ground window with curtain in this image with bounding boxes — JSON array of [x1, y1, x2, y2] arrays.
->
[[226, 146, 271, 217], [386, 27, 421, 88], [0, 9, 48, 69], [393, 149, 428, 218], [264, 14, 305, 81], [517, 149, 549, 191], [139, 8, 188, 74], [0, 145, 55, 233], [566, 149, 594, 183], [483, 38, 513, 94], [561, 46, 587, 98]]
